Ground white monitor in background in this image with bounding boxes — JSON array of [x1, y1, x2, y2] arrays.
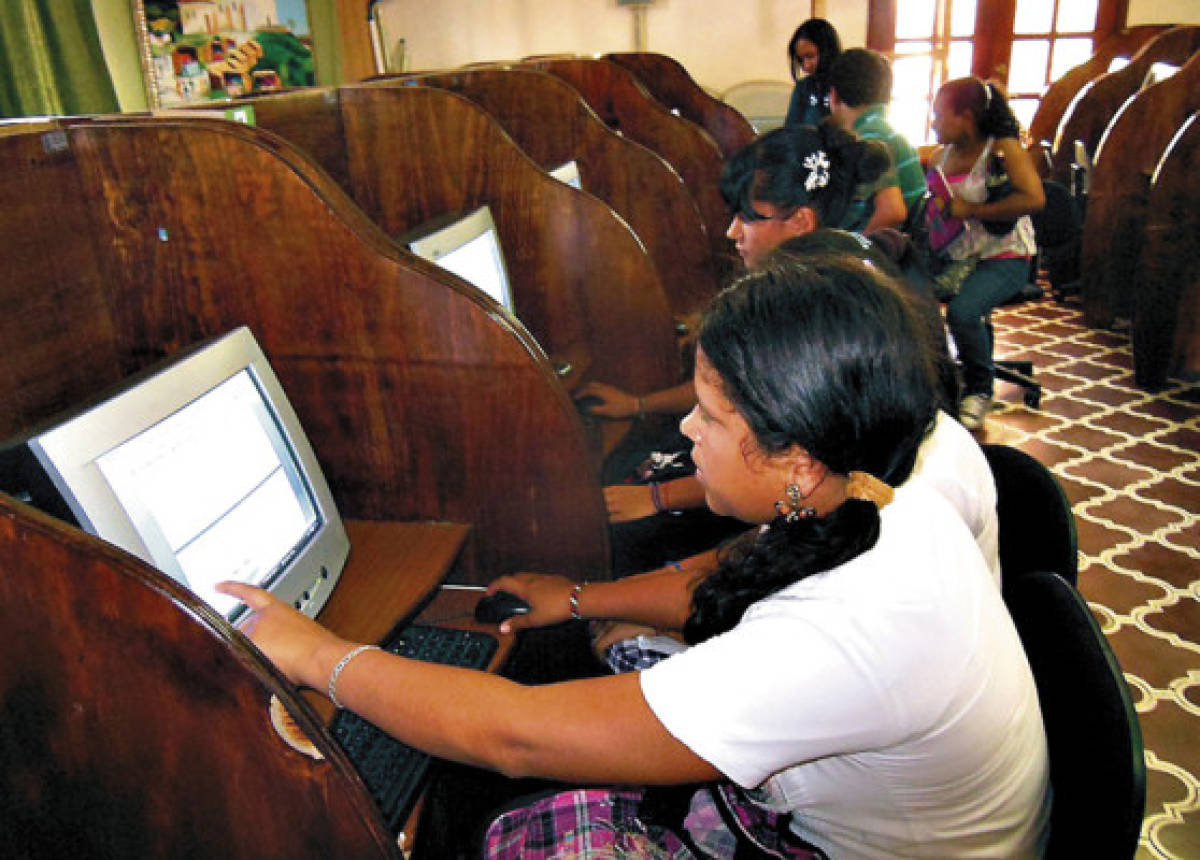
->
[[403, 205, 515, 313], [0, 327, 349, 625], [549, 159, 582, 189]]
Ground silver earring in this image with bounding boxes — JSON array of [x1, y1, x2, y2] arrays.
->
[[775, 483, 815, 523]]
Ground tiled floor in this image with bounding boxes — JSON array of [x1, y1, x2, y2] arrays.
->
[[984, 297, 1199, 860]]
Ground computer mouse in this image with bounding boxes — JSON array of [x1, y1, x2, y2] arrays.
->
[[575, 395, 604, 412], [473, 590, 531, 624]]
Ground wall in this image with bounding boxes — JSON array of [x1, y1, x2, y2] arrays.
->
[[1127, 0, 1200, 26], [374, 0, 869, 95], [93, 0, 148, 111]]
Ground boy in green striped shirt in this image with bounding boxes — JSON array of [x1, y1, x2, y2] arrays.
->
[[829, 48, 928, 230]]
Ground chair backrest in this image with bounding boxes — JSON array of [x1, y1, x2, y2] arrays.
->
[[1003, 571, 1146, 859], [981, 444, 1078, 592], [1030, 179, 1083, 291], [719, 79, 794, 133], [1031, 180, 1082, 250]]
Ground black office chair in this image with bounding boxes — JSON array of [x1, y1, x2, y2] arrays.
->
[[1030, 179, 1083, 304], [981, 443, 1078, 596], [1004, 571, 1146, 859], [986, 178, 1085, 409]]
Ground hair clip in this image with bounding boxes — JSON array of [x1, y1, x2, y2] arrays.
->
[[846, 471, 894, 508], [803, 151, 830, 192]]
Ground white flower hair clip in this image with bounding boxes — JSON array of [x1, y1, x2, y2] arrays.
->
[[803, 150, 831, 192]]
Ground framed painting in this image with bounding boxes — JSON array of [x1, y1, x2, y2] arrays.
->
[[132, 0, 315, 108]]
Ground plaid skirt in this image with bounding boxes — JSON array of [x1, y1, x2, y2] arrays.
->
[[483, 783, 824, 859], [484, 787, 694, 859]]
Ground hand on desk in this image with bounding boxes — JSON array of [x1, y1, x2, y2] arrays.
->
[[605, 484, 656, 523], [218, 581, 351, 693]]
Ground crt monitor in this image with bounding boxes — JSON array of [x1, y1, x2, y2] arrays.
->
[[402, 204, 515, 313], [0, 326, 349, 625]]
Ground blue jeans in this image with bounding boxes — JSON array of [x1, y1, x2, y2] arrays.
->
[[945, 257, 1030, 397]]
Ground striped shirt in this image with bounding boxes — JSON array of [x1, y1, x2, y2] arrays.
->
[[854, 105, 928, 217]]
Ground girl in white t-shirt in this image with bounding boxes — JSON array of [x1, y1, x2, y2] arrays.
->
[[220, 256, 1049, 858]]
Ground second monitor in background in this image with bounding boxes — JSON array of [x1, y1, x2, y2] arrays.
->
[[549, 159, 582, 189], [402, 205, 515, 314]]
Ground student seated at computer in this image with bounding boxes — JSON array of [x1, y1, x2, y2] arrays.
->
[[222, 256, 1049, 859], [581, 124, 958, 532]]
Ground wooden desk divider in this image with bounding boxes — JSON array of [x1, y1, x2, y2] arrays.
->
[[395, 66, 722, 320], [523, 56, 737, 275], [603, 52, 756, 159], [1051, 25, 1200, 184], [1132, 113, 1200, 390], [0, 116, 611, 583], [241, 84, 682, 411], [0, 494, 401, 858], [1077, 50, 1200, 329], [1027, 26, 1168, 159]]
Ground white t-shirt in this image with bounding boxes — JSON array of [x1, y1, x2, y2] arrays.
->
[[640, 483, 1049, 859], [913, 410, 1001, 587]]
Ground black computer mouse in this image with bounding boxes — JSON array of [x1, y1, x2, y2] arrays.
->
[[575, 395, 604, 412], [473, 590, 532, 624]]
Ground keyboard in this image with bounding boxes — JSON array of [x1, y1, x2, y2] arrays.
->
[[330, 624, 499, 832]]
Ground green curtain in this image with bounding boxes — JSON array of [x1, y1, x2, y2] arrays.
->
[[0, 0, 120, 118]]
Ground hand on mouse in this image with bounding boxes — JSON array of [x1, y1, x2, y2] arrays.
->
[[483, 573, 579, 634], [574, 382, 638, 419]]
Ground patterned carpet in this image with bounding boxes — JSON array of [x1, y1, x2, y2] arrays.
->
[[984, 296, 1199, 860]]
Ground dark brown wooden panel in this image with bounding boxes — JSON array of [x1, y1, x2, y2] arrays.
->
[[526, 57, 737, 275], [1077, 51, 1200, 328], [0, 494, 397, 859], [603, 51, 756, 159], [400, 67, 721, 320], [0, 117, 610, 582], [337, 83, 682, 398], [1027, 26, 1168, 150], [1132, 113, 1200, 390], [1051, 25, 1200, 183]]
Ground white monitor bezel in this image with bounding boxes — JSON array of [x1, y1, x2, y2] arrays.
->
[[406, 204, 515, 313], [27, 327, 349, 623]]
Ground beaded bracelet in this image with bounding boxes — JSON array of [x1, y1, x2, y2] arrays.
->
[[650, 481, 685, 517], [569, 582, 587, 620], [328, 644, 380, 709]]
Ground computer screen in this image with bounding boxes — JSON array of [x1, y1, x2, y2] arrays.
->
[[0, 327, 349, 624], [403, 205, 515, 313], [549, 159, 582, 189]]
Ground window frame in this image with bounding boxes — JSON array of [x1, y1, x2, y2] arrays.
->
[[867, 0, 1128, 142]]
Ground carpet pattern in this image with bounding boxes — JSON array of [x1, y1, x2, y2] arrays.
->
[[984, 297, 1199, 860]]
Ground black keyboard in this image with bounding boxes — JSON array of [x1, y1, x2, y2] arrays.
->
[[330, 624, 499, 832]]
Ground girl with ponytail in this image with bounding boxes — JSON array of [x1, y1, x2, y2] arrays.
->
[[922, 76, 1045, 430], [222, 256, 1049, 858]]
